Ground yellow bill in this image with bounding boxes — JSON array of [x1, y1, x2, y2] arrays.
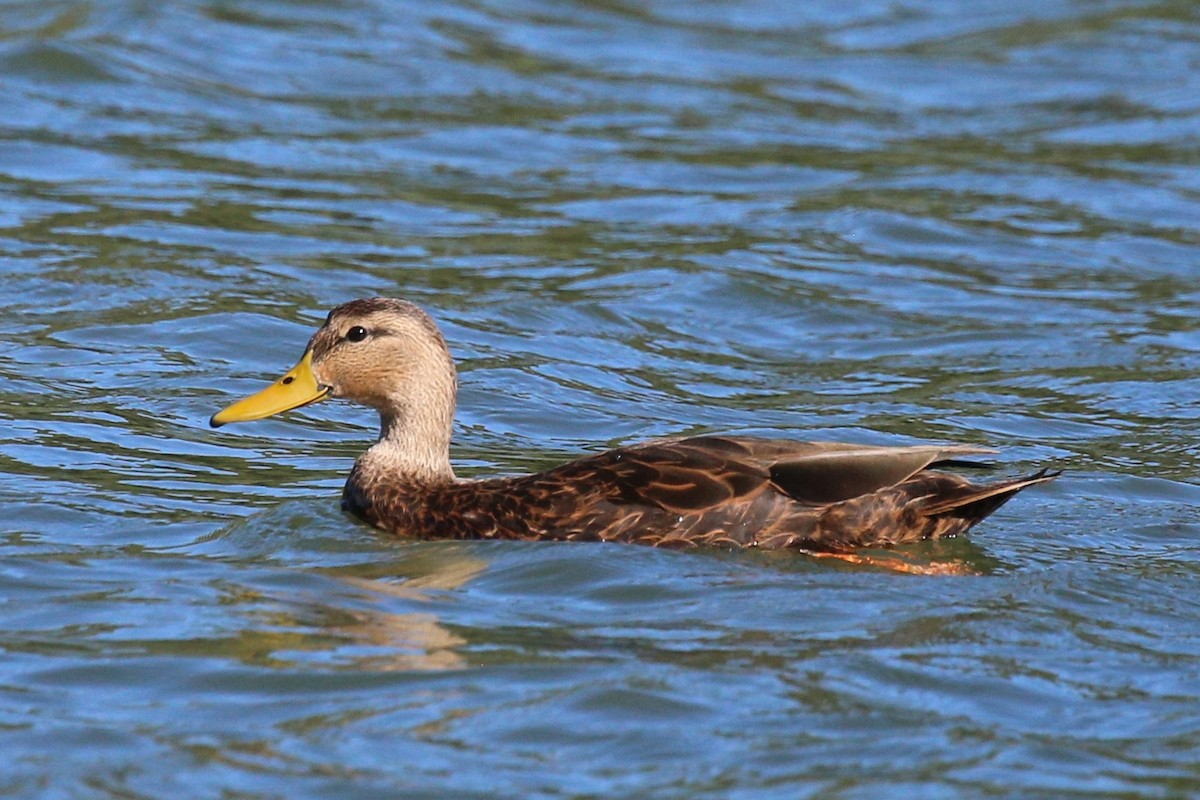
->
[[210, 350, 330, 427]]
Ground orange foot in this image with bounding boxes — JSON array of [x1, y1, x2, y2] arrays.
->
[[808, 551, 978, 576]]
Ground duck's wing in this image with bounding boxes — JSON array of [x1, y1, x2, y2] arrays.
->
[[757, 440, 998, 504], [553, 436, 768, 514], [577, 435, 996, 513]]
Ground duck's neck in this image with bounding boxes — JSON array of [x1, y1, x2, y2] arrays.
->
[[360, 384, 457, 485]]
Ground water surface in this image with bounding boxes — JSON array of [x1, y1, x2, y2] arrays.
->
[[3, 0, 1200, 797]]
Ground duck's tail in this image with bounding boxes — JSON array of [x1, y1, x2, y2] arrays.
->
[[919, 468, 1061, 521]]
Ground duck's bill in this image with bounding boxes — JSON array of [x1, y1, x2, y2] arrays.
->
[[210, 350, 330, 428]]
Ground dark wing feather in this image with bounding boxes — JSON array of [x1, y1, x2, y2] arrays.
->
[[766, 443, 997, 504]]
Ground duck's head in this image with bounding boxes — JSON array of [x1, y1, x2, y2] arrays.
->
[[210, 298, 457, 434]]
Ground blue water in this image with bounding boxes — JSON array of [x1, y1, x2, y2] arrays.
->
[[3, 0, 1200, 797]]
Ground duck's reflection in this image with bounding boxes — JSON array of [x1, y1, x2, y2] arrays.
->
[[313, 549, 489, 671], [258, 534, 995, 675]]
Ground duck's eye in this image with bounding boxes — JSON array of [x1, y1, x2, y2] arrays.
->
[[345, 326, 368, 343]]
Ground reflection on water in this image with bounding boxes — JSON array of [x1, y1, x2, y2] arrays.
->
[[2, 0, 1200, 796], [328, 557, 490, 672]]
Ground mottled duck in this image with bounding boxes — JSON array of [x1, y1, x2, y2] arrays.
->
[[211, 298, 1056, 554]]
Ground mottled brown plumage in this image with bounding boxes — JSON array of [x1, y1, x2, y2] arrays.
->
[[211, 298, 1058, 552]]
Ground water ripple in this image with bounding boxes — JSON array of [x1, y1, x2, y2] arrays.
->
[[2, 0, 1200, 797]]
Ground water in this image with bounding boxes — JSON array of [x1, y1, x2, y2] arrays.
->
[[3, 0, 1200, 796]]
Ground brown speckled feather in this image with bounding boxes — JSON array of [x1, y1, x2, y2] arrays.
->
[[343, 434, 1058, 551], [212, 298, 1059, 552]]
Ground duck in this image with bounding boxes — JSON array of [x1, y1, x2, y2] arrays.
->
[[210, 297, 1057, 552]]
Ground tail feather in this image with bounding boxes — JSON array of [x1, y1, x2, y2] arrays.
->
[[919, 468, 1061, 519]]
